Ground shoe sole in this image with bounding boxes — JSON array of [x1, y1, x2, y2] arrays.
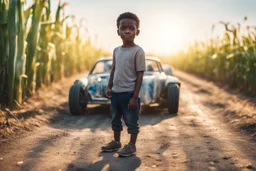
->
[[101, 148, 120, 152], [118, 152, 136, 157]]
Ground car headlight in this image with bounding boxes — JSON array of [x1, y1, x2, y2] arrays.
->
[[80, 78, 88, 86]]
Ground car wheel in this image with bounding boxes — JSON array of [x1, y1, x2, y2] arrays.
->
[[69, 83, 88, 115], [167, 84, 179, 114]]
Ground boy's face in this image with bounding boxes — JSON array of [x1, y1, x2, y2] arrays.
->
[[117, 18, 140, 43]]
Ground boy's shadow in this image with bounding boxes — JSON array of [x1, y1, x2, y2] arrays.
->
[[66, 152, 141, 171]]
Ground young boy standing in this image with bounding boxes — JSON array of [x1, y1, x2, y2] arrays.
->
[[101, 12, 145, 157]]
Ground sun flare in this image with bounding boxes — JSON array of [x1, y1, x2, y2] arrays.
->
[[140, 15, 189, 55]]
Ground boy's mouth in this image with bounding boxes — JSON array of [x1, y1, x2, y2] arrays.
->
[[123, 35, 132, 39]]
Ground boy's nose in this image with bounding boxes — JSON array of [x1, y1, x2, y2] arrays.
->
[[124, 28, 131, 33], [124, 31, 131, 34]]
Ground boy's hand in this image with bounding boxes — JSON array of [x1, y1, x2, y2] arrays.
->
[[105, 88, 112, 99], [128, 96, 138, 110]]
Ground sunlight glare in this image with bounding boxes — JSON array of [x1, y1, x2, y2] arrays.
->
[[140, 14, 189, 55]]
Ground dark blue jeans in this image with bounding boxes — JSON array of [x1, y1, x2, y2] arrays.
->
[[110, 91, 140, 134]]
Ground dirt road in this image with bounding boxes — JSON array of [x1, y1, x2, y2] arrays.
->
[[0, 71, 255, 171]]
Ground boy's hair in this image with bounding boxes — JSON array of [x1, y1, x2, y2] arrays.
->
[[116, 12, 140, 29]]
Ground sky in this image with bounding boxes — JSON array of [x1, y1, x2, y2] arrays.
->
[[30, 0, 256, 55]]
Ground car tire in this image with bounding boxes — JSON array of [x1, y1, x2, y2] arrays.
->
[[167, 84, 179, 114], [69, 83, 88, 115]]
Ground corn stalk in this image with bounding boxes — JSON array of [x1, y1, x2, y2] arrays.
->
[[51, 1, 68, 81], [0, 0, 8, 105], [15, 0, 29, 104], [36, 0, 52, 87], [26, 0, 46, 94], [7, 0, 17, 109]]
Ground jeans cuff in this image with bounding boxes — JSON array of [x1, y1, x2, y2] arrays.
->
[[112, 127, 123, 132], [128, 129, 140, 134]]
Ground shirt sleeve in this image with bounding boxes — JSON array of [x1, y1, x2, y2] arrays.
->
[[135, 48, 146, 71]]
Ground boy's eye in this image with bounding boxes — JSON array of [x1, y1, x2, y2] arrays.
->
[[119, 26, 136, 31], [129, 26, 135, 31], [120, 26, 126, 30]]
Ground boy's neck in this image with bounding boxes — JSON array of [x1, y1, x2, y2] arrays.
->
[[122, 41, 136, 48]]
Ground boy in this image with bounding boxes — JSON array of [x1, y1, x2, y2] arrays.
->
[[101, 12, 146, 157]]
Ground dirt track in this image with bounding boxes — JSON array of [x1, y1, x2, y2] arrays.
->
[[0, 70, 256, 171]]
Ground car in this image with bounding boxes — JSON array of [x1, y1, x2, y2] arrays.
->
[[68, 56, 180, 115]]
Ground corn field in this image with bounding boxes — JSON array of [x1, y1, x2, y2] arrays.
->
[[0, 0, 106, 109], [170, 17, 256, 95]]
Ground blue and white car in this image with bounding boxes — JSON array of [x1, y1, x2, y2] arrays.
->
[[68, 56, 180, 114]]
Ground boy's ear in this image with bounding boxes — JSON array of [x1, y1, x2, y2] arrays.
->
[[117, 30, 120, 36], [136, 29, 140, 36]]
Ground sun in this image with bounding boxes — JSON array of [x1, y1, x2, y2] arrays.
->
[[140, 15, 189, 55], [157, 23, 185, 54]]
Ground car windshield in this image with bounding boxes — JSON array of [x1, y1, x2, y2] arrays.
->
[[90, 59, 160, 74], [146, 60, 160, 72], [91, 60, 113, 74]]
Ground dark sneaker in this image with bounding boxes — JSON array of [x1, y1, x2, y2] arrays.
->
[[117, 143, 136, 157], [101, 140, 121, 152]]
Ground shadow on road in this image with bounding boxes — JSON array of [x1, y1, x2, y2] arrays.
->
[[47, 102, 177, 131], [66, 152, 141, 171], [174, 117, 242, 171]]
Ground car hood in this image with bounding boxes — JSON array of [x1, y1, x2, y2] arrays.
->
[[86, 73, 110, 98]]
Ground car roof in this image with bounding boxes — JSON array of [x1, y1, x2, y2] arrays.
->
[[162, 64, 172, 67], [146, 56, 161, 62], [97, 56, 161, 62]]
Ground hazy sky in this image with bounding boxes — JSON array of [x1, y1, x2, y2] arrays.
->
[[38, 0, 256, 55]]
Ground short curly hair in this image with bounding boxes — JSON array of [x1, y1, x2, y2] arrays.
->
[[116, 12, 140, 29]]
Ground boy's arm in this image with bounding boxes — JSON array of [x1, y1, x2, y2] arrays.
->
[[128, 48, 145, 109], [128, 71, 144, 109], [133, 71, 144, 98], [133, 48, 145, 98], [106, 53, 115, 98], [107, 65, 115, 90]]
